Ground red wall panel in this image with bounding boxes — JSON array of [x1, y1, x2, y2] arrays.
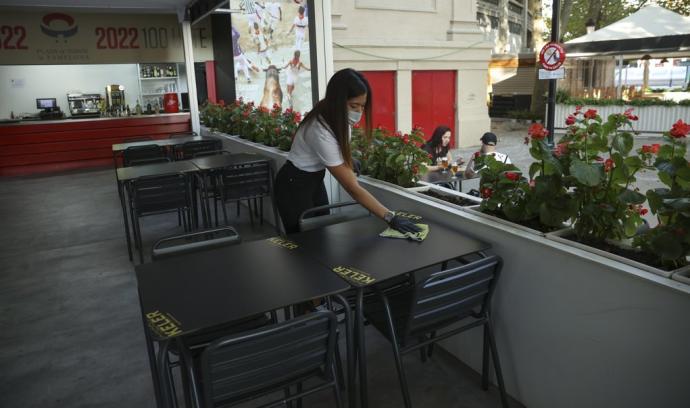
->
[[411, 70, 457, 147], [360, 71, 396, 132], [0, 113, 191, 176]]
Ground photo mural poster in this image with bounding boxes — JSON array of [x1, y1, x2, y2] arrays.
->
[[229, 0, 314, 113]]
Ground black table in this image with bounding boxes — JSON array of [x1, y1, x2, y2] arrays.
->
[[116, 161, 200, 261], [290, 216, 490, 408], [189, 152, 267, 170], [136, 237, 351, 407], [111, 135, 206, 153]]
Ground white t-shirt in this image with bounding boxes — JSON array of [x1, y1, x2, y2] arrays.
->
[[288, 118, 344, 172]]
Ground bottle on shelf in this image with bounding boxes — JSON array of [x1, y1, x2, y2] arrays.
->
[[126, 104, 131, 116], [135, 100, 142, 115], [146, 102, 152, 114]]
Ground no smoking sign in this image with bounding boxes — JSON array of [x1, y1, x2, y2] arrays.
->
[[539, 42, 566, 71]]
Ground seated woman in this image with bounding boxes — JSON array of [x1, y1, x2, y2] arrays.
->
[[422, 125, 461, 171]]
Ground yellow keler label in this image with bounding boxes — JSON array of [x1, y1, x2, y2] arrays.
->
[[267, 237, 298, 250], [146, 310, 182, 338], [333, 266, 376, 286]]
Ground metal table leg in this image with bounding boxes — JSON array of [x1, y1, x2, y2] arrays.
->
[[117, 180, 133, 261], [356, 288, 368, 408]]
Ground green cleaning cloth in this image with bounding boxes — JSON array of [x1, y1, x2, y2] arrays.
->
[[379, 224, 429, 242]]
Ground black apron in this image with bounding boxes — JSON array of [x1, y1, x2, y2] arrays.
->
[[274, 160, 329, 234]]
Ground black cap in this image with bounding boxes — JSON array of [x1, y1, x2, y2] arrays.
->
[[480, 132, 497, 146]]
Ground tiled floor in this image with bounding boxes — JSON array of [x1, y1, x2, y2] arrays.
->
[[0, 167, 519, 408]]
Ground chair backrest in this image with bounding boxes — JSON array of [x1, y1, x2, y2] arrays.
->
[[178, 139, 222, 159], [298, 201, 371, 232], [131, 173, 191, 216], [219, 161, 271, 201], [123, 144, 167, 167], [151, 226, 241, 260], [199, 310, 338, 407], [404, 254, 502, 340]]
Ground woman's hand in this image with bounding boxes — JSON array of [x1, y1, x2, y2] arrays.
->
[[388, 215, 422, 233]]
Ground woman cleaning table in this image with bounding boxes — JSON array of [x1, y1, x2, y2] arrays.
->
[[274, 68, 421, 235]]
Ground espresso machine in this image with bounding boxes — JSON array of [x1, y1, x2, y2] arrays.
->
[[67, 93, 102, 118], [105, 84, 125, 112]]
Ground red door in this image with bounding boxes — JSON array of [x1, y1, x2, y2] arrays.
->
[[360, 71, 396, 132], [412, 71, 456, 147]]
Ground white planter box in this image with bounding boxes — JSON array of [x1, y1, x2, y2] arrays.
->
[[357, 177, 690, 408], [671, 265, 690, 285], [546, 227, 684, 278], [555, 104, 690, 135], [409, 183, 482, 209]]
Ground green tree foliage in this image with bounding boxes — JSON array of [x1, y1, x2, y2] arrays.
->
[[646, 0, 690, 15], [561, 0, 637, 41]]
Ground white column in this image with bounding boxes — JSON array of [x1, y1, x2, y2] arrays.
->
[[456, 68, 491, 148], [314, 0, 334, 99], [396, 68, 412, 134], [182, 20, 200, 134], [448, 0, 482, 40]]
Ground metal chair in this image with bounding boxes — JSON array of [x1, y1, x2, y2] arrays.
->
[[123, 144, 168, 167], [176, 139, 222, 160], [151, 226, 241, 261], [190, 311, 343, 408], [215, 161, 278, 232], [298, 201, 371, 232], [129, 173, 194, 263], [363, 252, 510, 408]]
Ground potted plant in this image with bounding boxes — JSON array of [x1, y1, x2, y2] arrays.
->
[[633, 119, 690, 281], [351, 125, 430, 188]]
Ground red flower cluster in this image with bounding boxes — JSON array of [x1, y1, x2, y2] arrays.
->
[[402, 134, 410, 144], [604, 158, 615, 172], [623, 108, 639, 121], [583, 109, 598, 119], [481, 187, 493, 199], [669, 119, 690, 139], [504, 172, 520, 181], [639, 208, 649, 216], [294, 112, 302, 123], [640, 144, 660, 154], [473, 151, 481, 159], [565, 115, 576, 125], [554, 142, 569, 157], [528, 123, 548, 140]]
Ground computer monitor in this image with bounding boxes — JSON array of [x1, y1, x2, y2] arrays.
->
[[36, 98, 57, 111]]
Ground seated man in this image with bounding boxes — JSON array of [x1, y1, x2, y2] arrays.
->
[[464, 132, 511, 179]]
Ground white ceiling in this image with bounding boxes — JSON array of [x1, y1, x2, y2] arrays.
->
[[0, 0, 194, 13]]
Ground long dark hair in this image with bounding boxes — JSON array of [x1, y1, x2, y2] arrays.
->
[[428, 125, 451, 148], [298, 68, 372, 167]]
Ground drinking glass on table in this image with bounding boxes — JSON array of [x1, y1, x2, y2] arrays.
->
[[441, 157, 449, 172], [451, 163, 459, 175]]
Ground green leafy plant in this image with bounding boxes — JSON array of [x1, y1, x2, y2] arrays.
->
[[352, 126, 430, 188], [557, 108, 649, 242], [634, 119, 690, 268], [477, 123, 574, 229]]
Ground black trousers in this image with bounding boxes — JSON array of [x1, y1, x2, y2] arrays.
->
[[275, 160, 329, 234]]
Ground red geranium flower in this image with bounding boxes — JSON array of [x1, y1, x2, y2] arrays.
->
[[528, 123, 548, 140], [651, 143, 660, 154], [554, 142, 569, 157], [639, 208, 649, 216], [575, 105, 583, 113], [481, 187, 493, 198], [583, 109, 598, 119], [473, 151, 481, 159], [669, 119, 690, 138], [565, 115, 576, 125], [624, 108, 638, 121], [402, 135, 409, 144], [604, 158, 614, 172], [504, 172, 520, 181]]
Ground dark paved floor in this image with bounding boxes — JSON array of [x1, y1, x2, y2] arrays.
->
[[0, 167, 519, 408]]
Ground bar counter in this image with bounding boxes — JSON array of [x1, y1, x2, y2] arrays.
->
[[0, 113, 191, 176]]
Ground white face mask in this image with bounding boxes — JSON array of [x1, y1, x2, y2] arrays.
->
[[348, 110, 362, 126]]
